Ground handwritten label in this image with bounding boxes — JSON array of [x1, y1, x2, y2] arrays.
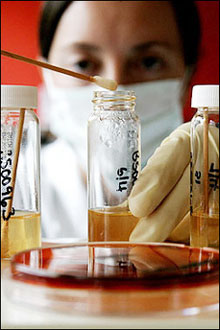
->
[[1, 150, 15, 220], [193, 163, 219, 191], [116, 150, 140, 192], [208, 163, 220, 191], [190, 149, 219, 202], [131, 150, 139, 186], [116, 167, 129, 192]]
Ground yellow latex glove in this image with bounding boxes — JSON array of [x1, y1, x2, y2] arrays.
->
[[128, 122, 219, 243]]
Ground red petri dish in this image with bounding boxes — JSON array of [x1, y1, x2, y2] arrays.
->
[[5, 242, 219, 316]]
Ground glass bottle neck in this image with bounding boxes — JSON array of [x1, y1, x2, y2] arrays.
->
[[196, 107, 219, 115], [92, 90, 136, 111]]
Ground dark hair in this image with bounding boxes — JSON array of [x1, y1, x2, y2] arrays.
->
[[170, 1, 201, 68], [39, 1, 201, 68], [39, 1, 73, 59]]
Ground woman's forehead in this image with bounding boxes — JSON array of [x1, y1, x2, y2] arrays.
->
[[50, 1, 182, 54]]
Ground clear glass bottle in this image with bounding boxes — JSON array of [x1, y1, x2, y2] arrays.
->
[[1, 85, 41, 259], [190, 85, 219, 248], [88, 90, 141, 242]]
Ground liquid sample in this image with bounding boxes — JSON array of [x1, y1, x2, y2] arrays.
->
[[1, 210, 41, 259], [190, 211, 219, 248], [88, 207, 139, 242]]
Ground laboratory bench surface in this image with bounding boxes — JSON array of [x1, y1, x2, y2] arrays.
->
[[1, 241, 219, 329]]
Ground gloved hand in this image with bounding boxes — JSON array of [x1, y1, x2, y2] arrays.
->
[[128, 122, 219, 243]]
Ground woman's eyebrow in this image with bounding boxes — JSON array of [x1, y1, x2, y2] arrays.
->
[[70, 42, 102, 53], [131, 41, 171, 53]]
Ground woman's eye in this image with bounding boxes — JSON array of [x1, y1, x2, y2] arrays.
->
[[140, 56, 163, 71], [127, 55, 168, 82], [77, 60, 92, 70], [73, 59, 99, 74]]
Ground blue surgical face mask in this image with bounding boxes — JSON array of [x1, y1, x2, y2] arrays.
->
[[41, 72, 183, 168]]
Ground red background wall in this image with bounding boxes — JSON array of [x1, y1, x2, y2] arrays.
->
[[1, 1, 219, 121]]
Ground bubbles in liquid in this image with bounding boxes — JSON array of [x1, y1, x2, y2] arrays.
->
[[104, 140, 113, 148], [99, 120, 124, 147], [99, 117, 139, 151], [128, 140, 135, 149]]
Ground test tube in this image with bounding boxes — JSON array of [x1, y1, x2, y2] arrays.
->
[[87, 90, 141, 242], [1, 85, 41, 259], [190, 85, 219, 248]]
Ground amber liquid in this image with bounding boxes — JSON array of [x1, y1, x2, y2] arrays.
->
[[88, 207, 140, 242], [1, 210, 41, 259], [190, 211, 219, 248]]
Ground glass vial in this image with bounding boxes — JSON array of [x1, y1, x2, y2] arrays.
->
[[190, 85, 219, 248], [1, 85, 41, 259], [88, 90, 141, 242]]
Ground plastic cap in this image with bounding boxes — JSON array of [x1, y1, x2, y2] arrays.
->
[[1, 85, 38, 108], [191, 85, 219, 108]]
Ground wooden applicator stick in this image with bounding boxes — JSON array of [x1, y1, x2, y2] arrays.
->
[[4, 109, 25, 219], [203, 109, 209, 214], [1, 50, 118, 91], [1, 108, 25, 259]]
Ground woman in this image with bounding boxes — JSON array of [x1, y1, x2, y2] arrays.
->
[[39, 1, 201, 239]]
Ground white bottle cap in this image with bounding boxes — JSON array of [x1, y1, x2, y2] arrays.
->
[[1, 85, 38, 109], [191, 85, 219, 108]]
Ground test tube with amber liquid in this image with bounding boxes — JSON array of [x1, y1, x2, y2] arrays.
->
[[190, 85, 219, 248], [88, 91, 141, 242], [1, 86, 41, 259]]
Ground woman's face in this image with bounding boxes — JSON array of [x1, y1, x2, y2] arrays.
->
[[48, 1, 185, 87]]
